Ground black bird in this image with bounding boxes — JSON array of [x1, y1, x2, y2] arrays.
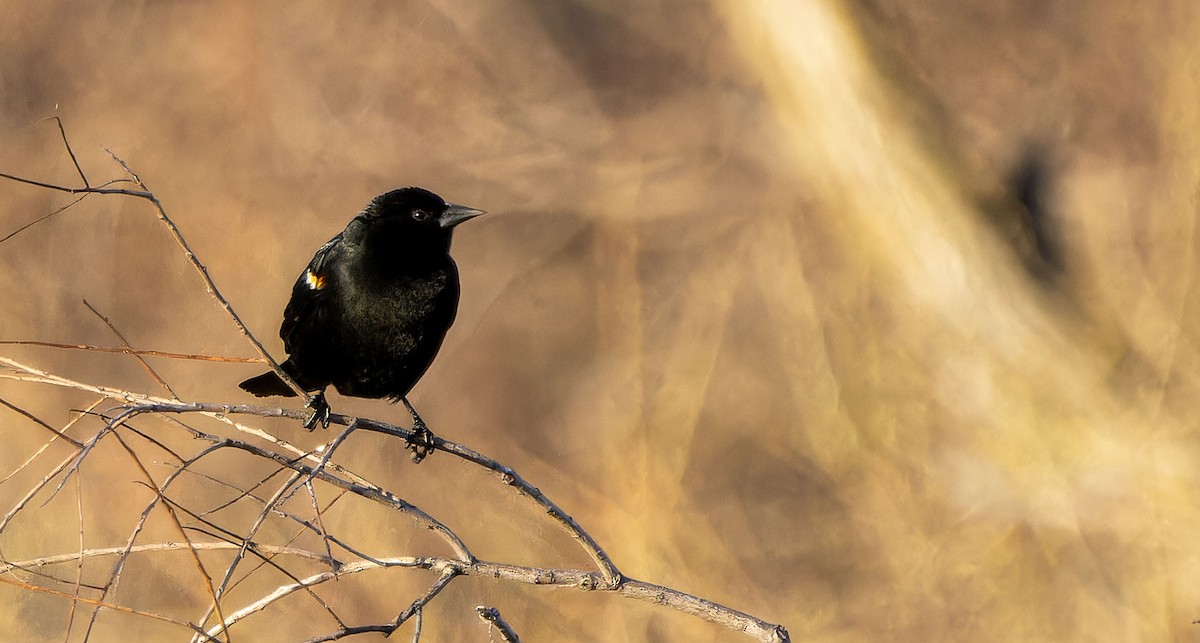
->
[[239, 187, 483, 457]]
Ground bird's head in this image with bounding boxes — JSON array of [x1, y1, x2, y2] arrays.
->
[[369, 187, 485, 236]]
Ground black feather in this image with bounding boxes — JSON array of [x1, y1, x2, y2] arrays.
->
[[239, 187, 483, 408]]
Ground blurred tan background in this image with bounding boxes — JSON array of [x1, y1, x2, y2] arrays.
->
[[3, 0, 1200, 641]]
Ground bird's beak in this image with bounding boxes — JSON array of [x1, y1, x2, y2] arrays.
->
[[439, 203, 486, 228]]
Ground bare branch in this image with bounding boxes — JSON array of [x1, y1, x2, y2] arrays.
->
[[418, 429, 623, 585], [2, 365, 790, 641], [410, 608, 423, 643]]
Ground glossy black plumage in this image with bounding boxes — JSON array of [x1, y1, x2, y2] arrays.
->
[[239, 187, 483, 434]]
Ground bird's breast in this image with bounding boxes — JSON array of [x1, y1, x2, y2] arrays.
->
[[337, 266, 456, 339]]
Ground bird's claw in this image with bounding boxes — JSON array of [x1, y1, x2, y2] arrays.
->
[[406, 419, 435, 464], [303, 392, 331, 431], [402, 398, 436, 463]]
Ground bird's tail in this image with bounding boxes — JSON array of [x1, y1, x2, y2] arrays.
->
[[239, 368, 302, 397]]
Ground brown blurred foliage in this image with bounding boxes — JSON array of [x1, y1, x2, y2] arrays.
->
[[3, 0, 1200, 641]]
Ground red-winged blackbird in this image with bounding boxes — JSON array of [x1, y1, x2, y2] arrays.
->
[[239, 187, 483, 451]]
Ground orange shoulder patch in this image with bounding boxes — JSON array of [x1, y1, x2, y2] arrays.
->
[[304, 270, 327, 290]]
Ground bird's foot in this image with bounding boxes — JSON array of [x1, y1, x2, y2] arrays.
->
[[402, 398, 436, 464], [303, 392, 331, 431]]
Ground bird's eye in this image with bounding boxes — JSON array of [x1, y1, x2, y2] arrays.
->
[[411, 209, 430, 221]]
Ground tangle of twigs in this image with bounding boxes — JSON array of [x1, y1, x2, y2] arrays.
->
[[0, 122, 790, 642]]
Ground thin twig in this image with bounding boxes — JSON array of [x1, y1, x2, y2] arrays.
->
[[155, 500, 349, 634], [0, 356, 373, 490], [476, 606, 521, 642], [88, 399, 787, 639], [0, 396, 85, 448], [0, 169, 150, 196], [83, 299, 178, 398], [411, 607, 423, 643], [58, 400, 474, 561], [419, 429, 623, 585], [207, 558, 424, 640], [215, 554, 787, 643], [0, 451, 79, 534], [104, 149, 310, 400], [297, 567, 459, 643], [304, 478, 337, 574], [0, 542, 334, 575], [0, 193, 89, 245], [0, 399, 103, 534], [0, 574, 221, 642], [80, 440, 229, 642], [44, 116, 88, 187], [207, 469, 305, 605], [168, 463, 370, 567], [1, 144, 305, 398], [194, 430, 473, 562], [0, 393, 100, 482], [111, 432, 231, 643], [390, 568, 460, 629], [0, 341, 260, 362], [301, 625, 395, 643], [65, 458, 85, 643]]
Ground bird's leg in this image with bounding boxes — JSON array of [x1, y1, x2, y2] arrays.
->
[[303, 391, 332, 431], [401, 397, 436, 463]]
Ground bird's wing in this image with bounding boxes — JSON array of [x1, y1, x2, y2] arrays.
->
[[280, 233, 344, 354]]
